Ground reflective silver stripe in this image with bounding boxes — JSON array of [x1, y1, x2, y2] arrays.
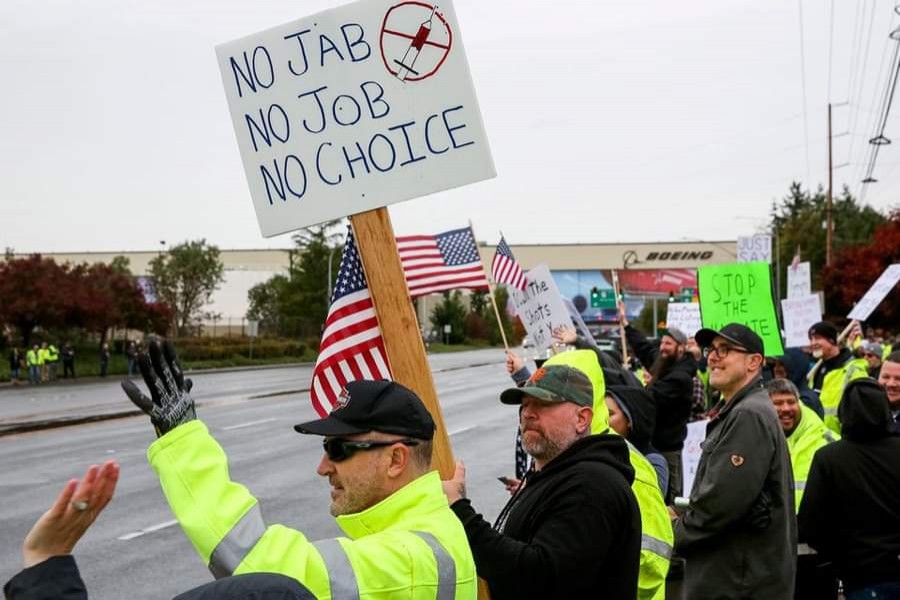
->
[[413, 531, 457, 600], [824, 407, 838, 416], [209, 504, 266, 579], [641, 533, 673, 561], [795, 480, 806, 491], [313, 538, 360, 600]]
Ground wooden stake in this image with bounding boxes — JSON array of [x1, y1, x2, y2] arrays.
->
[[350, 208, 455, 478], [352, 209, 491, 600], [487, 285, 510, 351], [611, 270, 629, 365]]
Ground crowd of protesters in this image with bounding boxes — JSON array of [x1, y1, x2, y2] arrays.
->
[[6, 340, 146, 384], [3, 311, 898, 600]]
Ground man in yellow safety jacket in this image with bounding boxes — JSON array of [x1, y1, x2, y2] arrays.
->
[[767, 378, 838, 510], [122, 340, 477, 599], [807, 322, 868, 434]]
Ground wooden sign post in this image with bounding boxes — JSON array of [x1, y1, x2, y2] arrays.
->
[[351, 208, 455, 477]]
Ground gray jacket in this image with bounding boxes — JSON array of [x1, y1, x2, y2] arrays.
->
[[674, 377, 797, 599]]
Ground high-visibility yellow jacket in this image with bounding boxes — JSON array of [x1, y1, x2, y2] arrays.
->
[[785, 404, 838, 511], [26, 350, 39, 367], [47, 345, 59, 362], [625, 442, 673, 600], [148, 421, 477, 599], [810, 357, 868, 434], [545, 350, 671, 599], [36, 348, 48, 365]]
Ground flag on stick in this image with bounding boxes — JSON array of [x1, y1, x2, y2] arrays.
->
[[491, 236, 527, 291], [309, 227, 392, 417], [396, 227, 490, 298]]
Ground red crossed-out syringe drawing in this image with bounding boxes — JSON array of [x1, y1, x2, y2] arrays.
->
[[380, 2, 453, 82]]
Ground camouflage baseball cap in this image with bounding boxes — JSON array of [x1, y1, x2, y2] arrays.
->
[[500, 364, 593, 407]]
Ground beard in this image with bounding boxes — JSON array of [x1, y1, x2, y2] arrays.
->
[[521, 427, 572, 464], [650, 351, 678, 381]]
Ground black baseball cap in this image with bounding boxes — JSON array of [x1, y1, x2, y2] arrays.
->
[[808, 321, 839, 345], [500, 365, 594, 407], [293, 380, 435, 440], [695, 323, 764, 356]]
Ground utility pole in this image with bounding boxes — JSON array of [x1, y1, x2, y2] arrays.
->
[[826, 103, 834, 267]]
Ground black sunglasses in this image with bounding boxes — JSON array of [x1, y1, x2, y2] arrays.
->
[[322, 437, 420, 462]]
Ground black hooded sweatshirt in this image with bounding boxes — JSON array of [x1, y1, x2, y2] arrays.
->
[[798, 379, 900, 590], [450, 434, 640, 600]]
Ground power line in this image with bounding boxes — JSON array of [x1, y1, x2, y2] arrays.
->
[[847, 0, 877, 172], [827, 0, 835, 101], [797, 0, 811, 186], [860, 31, 900, 202], [854, 7, 897, 198]]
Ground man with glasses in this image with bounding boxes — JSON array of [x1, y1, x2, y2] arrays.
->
[[671, 324, 797, 599], [121, 340, 476, 599]]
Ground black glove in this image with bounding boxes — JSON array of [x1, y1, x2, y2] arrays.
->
[[122, 340, 196, 437]]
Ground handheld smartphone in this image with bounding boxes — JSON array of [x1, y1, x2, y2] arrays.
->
[[497, 476, 514, 486]]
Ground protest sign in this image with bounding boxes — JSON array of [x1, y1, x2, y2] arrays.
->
[[698, 262, 785, 356], [737, 235, 772, 263], [786, 261, 811, 298], [666, 303, 702, 338], [216, 0, 496, 237], [510, 264, 571, 355], [781, 294, 822, 348], [681, 419, 708, 497], [847, 264, 900, 322]]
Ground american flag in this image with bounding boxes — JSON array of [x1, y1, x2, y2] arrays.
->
[[310, 228, 392, 417], [396, 227, 490, 298], [492, 236, 527, 291]]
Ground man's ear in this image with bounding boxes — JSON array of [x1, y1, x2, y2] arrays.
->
[[576, 406, 594, 434], [386, 443, 410, 479]]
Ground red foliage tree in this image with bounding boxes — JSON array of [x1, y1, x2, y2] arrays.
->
[[0, 255, 174, 345], [0, 255, 73, 346], [822, 210, 900, 328]]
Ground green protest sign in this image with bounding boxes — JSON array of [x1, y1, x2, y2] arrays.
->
[[698, 261, 785, 357]]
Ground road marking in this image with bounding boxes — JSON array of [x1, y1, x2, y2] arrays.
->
[[448, 425, 478, 436], [222, 418, 277, 431], [117, 519, 179, 541]]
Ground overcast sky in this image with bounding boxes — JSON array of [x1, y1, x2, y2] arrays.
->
[[2, 0, 898, 253]]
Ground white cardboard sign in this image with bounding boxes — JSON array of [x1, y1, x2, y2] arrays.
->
[[847, 264, 900, 322], [786, 261, 811, 299], [781, 294, 822, 348], [510, 264, 571, 355], [681, 419, 708, 497], [216, 0, 495, 237], [737, 235, 772, 263], [666, 303, 702, 338]]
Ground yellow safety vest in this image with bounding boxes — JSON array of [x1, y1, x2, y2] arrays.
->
[[47, 345, 59, 362], [786, 404, 838, 511], [149, 421, 477, 599], [26, 350, 39, 366], [810, 358, 868, 434], [545, 350, 671, 599], [37, 348, 48, 365]]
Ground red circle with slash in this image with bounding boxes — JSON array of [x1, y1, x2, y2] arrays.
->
[[380, 2, 453, 81]]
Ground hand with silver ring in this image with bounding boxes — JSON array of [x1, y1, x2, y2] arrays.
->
[[23, 460, 120, 568]]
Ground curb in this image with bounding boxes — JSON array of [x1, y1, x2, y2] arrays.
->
[[0, 361, 315, 393], [0, 359, 504, 437]]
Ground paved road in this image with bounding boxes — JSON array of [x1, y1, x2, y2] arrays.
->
[[0, 350, 519, 598]]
